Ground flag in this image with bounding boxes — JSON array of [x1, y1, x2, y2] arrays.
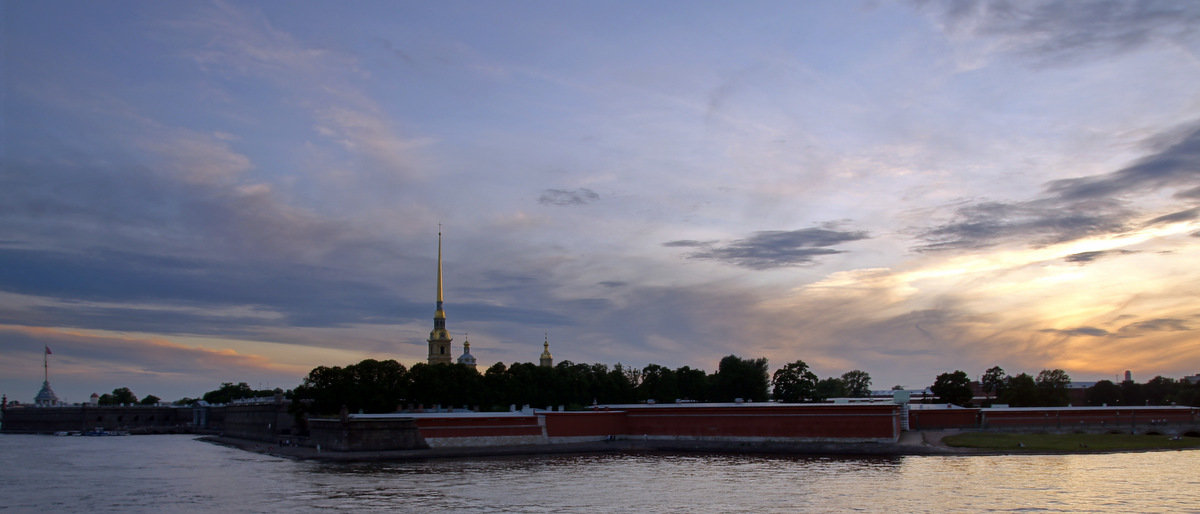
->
[[45, 345, 52, 355]]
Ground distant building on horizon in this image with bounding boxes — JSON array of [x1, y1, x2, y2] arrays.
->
[[540, 336, 553, 368], [423, 230, 564, 370], [34, 346, 59, 406], [457, 337, 477, 370], [427, 231, 453, 365]]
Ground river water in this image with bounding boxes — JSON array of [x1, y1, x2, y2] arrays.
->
[[2, 434, 1197, 512]]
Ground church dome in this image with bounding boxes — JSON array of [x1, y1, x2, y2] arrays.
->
[[458, 340, 477, 368], [35, 381, 58, 406]]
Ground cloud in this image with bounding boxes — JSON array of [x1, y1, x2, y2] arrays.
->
[[1064, 249, 1135, 264], [168, 1, 430, 183], [662, 240, 715, 248], [0, 324, 308, 402], [0, 247, 417, 334], [1146, 207, 1200, 226], [917, 199, 1133, 251], [538, 188, 600, 206], [916, 0, 1200, 65], [1040, 327, 1111, 337], [1178, 186, 1200, 199], [1037, 318, 1194, 341], [670, 226, 869, 270], [1045, 124, 1200, 201], [0, 153, 386, 265], [918, 122, 1200, 251], [1117, 318, 1191, 336]]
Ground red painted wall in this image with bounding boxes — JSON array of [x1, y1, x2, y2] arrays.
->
[[983, 408, 1198, 428], [413, 405, 900, 441], [543, 411, 626, 437], [621, 405, 898, 439], [414, 415, 542, 438]]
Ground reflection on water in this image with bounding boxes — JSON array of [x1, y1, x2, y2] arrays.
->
[[3, 434, 1197, 512]]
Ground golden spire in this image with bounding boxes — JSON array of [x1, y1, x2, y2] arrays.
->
[[435, 227, 445, 320], [428, 228, 452, 364]]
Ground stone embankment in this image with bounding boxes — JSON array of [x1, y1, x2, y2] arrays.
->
[[201, 431, 959, 463]]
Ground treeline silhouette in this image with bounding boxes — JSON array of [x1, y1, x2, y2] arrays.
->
[[181, 359, 1198, 414], [931, 366, 1200, 407], [290, 355, 776, 415]]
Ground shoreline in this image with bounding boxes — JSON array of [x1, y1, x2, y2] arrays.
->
[[198, 430, 1200, 462], [195, 432, 959, 462]]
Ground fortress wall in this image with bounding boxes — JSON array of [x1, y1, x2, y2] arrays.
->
[[908, 409, 979, 430], [309, 417, 427, 451], [220, 400, 294, 442], [981, 407, 1199, 431], [1, 405, 191, 433], [543, 411, 626, 440], [619, 405, 900, 442], [413, 415, 544, 440]]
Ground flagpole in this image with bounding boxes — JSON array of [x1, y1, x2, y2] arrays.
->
[[44, 347, 49, 383]]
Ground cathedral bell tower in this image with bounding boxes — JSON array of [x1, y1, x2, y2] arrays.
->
[[428, 230, 453, 364], [539, 335, 553, 368]]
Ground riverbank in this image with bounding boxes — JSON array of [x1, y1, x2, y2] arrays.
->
[[941, 431, 1200, 453], [200, 432, 960, 462], [200, 430, 1200, 462]]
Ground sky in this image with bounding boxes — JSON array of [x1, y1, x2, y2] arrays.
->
[[3, 0, 1199, 403]]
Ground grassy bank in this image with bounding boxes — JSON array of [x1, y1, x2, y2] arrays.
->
[[942, 432, 1200, 452]]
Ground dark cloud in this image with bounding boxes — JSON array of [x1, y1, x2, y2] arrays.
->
[[0, 155, 379, 267], [917, 199, 1132, 251], [1046, 124, 1200, 201], [1117, 318, 1191, 336], [1040, 327, 1110, 337], [0, 247, 419, 333], [917, 122, 1200, 251], [538, 188, 600, 206], [1146, 207, 1200, 226], [662, 240, 713, 248], [674, 227, 869, 269], [1064, 249, 1135, 264], [597, 281, 627, 288], [916, 0, 1200, 64], [1178, 186, 1200, 199]]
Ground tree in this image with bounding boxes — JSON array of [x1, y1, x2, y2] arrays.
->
[[638, 364, 679, 403], [1176, 378, 1200, 407], [771, 360, 818, 402], [292, 359, 410, 415], [1085, 380, 1120, 406], [1120, 380, 1144, 406], [711, 355, 769, 402], [1035, 369, 1071, 406], [675, 366, 709, 402], [981, 366, 1006, 402], [1143, 376, 1177, 406], [814, 377, 847, 401], [109, 387, 138, 405], [139, 395, 161, 406], [930, 371, 972, 406], [1000, 373, 1039, 407], [840, 370, 872, 397], [202, 382, 256, 404]]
